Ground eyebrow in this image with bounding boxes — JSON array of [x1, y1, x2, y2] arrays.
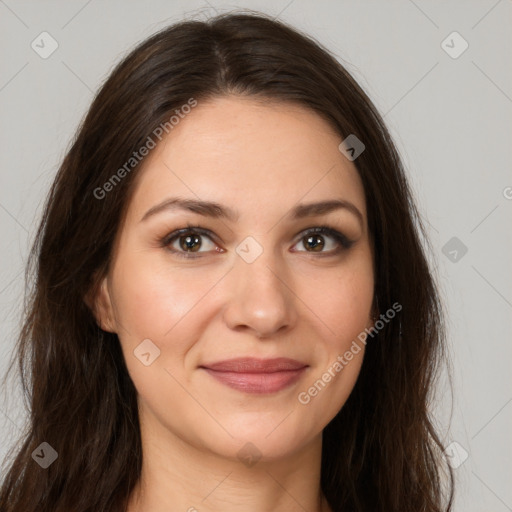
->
[[140, 197, 364, 227]]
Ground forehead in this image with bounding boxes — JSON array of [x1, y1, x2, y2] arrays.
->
[[126, 95, 367, 224]]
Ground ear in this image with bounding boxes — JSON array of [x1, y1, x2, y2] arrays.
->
[[84, 274, 117, 333]]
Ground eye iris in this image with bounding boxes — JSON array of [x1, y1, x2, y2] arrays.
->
[[179, 234, 201, 252], [305, 234, 324, 252]]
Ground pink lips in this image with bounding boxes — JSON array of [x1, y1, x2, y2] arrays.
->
[[200, 357, 308, 394]]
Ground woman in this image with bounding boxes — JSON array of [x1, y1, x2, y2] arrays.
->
[[0, 11, 455, 512]]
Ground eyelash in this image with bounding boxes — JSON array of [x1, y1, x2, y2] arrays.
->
[[159, 223, 355, 259]]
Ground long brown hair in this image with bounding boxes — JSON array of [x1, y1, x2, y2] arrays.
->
[[0, 10, 455, 511]]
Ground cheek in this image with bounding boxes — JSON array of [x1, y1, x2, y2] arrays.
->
[[296, 257, 374, 349], [294, 268, 371, 419], [110, 251, 227, 349], [297, 254, 373, 416], [109, 256, 220, 402]]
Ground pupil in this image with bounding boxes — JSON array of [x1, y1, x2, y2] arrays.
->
[[180, 234, 201, 252], [306, 235, 324, 252]]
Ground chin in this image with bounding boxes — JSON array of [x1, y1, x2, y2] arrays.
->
[[202, 420, 318, 464]]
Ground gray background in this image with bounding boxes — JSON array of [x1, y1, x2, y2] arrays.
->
[[1, 1, 511, 510]]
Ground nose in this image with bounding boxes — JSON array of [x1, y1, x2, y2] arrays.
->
[[222, 250, 298, 339]]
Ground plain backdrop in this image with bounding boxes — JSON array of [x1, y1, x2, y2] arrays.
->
[[1, 1, 511, 510]]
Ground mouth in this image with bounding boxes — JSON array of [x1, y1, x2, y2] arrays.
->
[[199, 357, 308, 394]]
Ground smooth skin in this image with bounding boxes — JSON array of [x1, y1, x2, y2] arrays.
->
[[89, 95, 376, 512]]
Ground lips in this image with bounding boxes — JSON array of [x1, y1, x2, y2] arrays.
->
[[202, 357, 307, 373], [200, 357, 308, 394]]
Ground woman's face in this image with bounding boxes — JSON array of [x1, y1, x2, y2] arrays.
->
[[93, 95, 375, 461]]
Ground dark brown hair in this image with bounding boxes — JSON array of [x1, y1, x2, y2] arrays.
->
[[0, 10, 454, 512]]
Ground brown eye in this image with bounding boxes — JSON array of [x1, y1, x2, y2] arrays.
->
[[303, 234, 325, 252], [162, 226, 220, 258], [178, 233, 203, 252], [292, 227, 354, 254]]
